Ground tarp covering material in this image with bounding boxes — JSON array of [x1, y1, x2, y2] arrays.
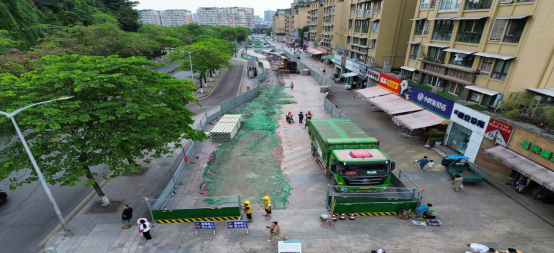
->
[[355, 86, 392, 101], [310, 51, 323, 55], [393, 110, 445, 131], [321, 55, 334, 60], [484, 146, 554, 192], [368, 95, 423, 115], [307, 48, 316, 53], [447, 155, 471, 159]]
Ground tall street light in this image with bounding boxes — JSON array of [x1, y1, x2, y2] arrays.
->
[[183, 48, 206, 93], [0, 97, 74, 237]]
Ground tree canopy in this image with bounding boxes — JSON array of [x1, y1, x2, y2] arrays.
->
[[0, 55, 206, 205]]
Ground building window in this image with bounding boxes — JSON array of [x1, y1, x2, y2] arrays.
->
[[470, 92, 482, 103], [504, 19, 527, 43], [446, 81, 464, 96], [373, 1, 382, 13], [362, 20, 369, 33], [489, 19, 507, 41], [372, 20, 379, 33], [456, 19, 486, 44], [364, 2, 371, 15], [355, 20, 362, 32], [432, 20, 454, 41], [428, 46, 446, 62], [517, 0, 534, 2], [464, 0, 493, 9], [479, 57, 494, 76], [369, 39, 376, 50], [449, 53, 476, 68], [491, 59, 511, 80], [360, 38, 367, 46], [421, 0, 430, 9], [414, 20, 426, 35], [438, 0, 461, 11], [410, 44, 420, 60], [423, 20, 431, 35]]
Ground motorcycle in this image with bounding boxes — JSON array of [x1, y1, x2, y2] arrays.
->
[[286, 115, 294, 124]]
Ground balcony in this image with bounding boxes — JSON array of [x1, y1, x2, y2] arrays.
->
[[419, 59, 479, 85]]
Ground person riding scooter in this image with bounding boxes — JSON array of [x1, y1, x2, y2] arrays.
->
[[286, 112, 294, 124]]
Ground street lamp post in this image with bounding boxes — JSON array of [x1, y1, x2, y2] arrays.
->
[[0, 97, 74, 237], [183, 48, 206, 93]]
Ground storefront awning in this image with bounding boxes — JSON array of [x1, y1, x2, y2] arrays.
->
[[453, 16, 487, 20], [443, 48, 477, 55], [311, 51, 323, 55], [321, 55, 334, 60], [410, 18, 426, 21], [307, 48, 316, 53], [368, 95, 424, 115], [355, 86, 392, 100], [428, 17, 452, 20], [474, 52, 516, 60], [342, 72, 358, 78], [400, 66, 417, 72], [393, 110, 445, 131], [407, 41, 420, 44], [485, 146, 554, 192], [528, 88, 554, 98], [496, 15, 529, 20], [464, 85, 501, 96], [424, 43, 449, 48]]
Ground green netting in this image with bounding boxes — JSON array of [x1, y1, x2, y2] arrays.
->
[[203, 86, 295, 209]]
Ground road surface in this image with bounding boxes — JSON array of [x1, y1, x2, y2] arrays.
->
[[0, 164, 108, 253], [187, 59, 246, 115]]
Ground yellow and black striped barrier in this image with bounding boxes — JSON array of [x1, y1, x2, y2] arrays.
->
[[334, 212, 397, 216], [156, 217, 241, 223]]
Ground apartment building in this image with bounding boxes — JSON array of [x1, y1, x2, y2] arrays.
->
[[308, 1, 324, 45], [139, 9, 193, 27], [321, 0, 351, 52], [343, 0, 416, 85], [197, 7, 254, 28], [272, 10, 288, 41], [286, 3, 310, 45], [402, 0, 554, 109], [264, 10, 275, 22]]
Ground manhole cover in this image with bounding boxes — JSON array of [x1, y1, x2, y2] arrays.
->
[[85, 200, 123, 214]]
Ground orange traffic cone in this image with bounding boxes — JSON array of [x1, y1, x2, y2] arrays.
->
[[339, 213, 346, 220], [349, 213, 356, 221]]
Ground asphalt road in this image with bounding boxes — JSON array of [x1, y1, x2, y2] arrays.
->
[[0, 163, 108, 253], [187, 59, 246, 115]]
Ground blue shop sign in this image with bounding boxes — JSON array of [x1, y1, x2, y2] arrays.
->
[[405, 85, 455, 118]]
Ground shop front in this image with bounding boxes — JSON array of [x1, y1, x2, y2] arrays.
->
[[365, 67, 381, 88], [403, 84, 455, 119], [445, 103, 490, 162], [378, 72, 401, 95], [344, 58, 368, 88]]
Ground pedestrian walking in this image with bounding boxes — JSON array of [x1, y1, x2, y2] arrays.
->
[[414, 156, 429, 172], [290, 82, 294, 90], [137, 218, 153, 241], [262, 196, 272, 220], [241, 200, 254, 222], [266, 221, 287, 242], [306, 111, 313, 120], [298, 112, 304, 123], [323, 67, 326, 74], [515, 175, 531, 193], [452, 174, 463, 192], [121, 204, 133, 229], [427, 160, 434, 171]]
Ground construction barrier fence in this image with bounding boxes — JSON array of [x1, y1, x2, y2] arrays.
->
[[147, 196, 242, 224]]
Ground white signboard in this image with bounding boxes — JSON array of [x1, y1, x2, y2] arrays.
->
[[278, 241, 302, 253], [450, 103, 490, 136], [344, 58, 367, 77]]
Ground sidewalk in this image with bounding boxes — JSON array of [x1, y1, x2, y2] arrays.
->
[[42, 42, 554, 253]]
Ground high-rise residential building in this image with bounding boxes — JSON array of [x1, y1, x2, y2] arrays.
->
[[197, 7, 254, 28], [402, 0, 554, 109], [307, 1, 323, 45], [264, 10, 275, 22], [139, 9, 193, 27], [272, 10, 288, 41], [255, 15, 263, 24], [192, 13, 198, 23]]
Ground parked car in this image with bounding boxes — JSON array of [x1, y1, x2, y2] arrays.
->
[[0, 189, 7, 205]]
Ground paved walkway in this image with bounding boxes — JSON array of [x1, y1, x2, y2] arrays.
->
[[42, 42, 554, 253]]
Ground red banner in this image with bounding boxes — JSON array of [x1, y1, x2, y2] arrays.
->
[[484, 119, 514, 146], [378, 73, 401, 95]]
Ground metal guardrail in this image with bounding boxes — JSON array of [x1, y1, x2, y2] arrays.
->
[[324, 98, 348, 119]]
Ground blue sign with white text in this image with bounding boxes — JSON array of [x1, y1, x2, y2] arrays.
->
[[195, 222, 215, 229], [405, 85, 455, 118], [227, 221, 248, 229]]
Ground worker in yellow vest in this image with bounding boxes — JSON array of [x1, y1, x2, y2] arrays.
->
[[262, 196, 273, 220], [241, 200, 254, 222]]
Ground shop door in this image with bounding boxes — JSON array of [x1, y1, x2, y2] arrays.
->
[[447, 123, 471, 154]]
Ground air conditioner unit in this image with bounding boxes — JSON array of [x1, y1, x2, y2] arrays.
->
[[500, 0, 513, 3]]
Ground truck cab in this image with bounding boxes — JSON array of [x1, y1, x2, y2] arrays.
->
[[329, 149, 394, 191]]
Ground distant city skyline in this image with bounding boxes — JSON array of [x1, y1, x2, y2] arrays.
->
[[134, 0, 291, 16]]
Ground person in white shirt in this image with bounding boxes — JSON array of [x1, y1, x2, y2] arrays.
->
[[427, 160, 434, 171], [137, 218, 152, 241]]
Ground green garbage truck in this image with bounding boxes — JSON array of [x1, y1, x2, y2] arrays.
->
[[307, 118, 395, 191]]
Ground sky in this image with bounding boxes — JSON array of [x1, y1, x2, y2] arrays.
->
[[134, 0, 292, 17]]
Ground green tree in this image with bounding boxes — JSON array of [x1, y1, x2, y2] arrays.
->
[[170, 36, 232, 88], [0, 55, 206, 206], [94, 0, 140, 32]]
